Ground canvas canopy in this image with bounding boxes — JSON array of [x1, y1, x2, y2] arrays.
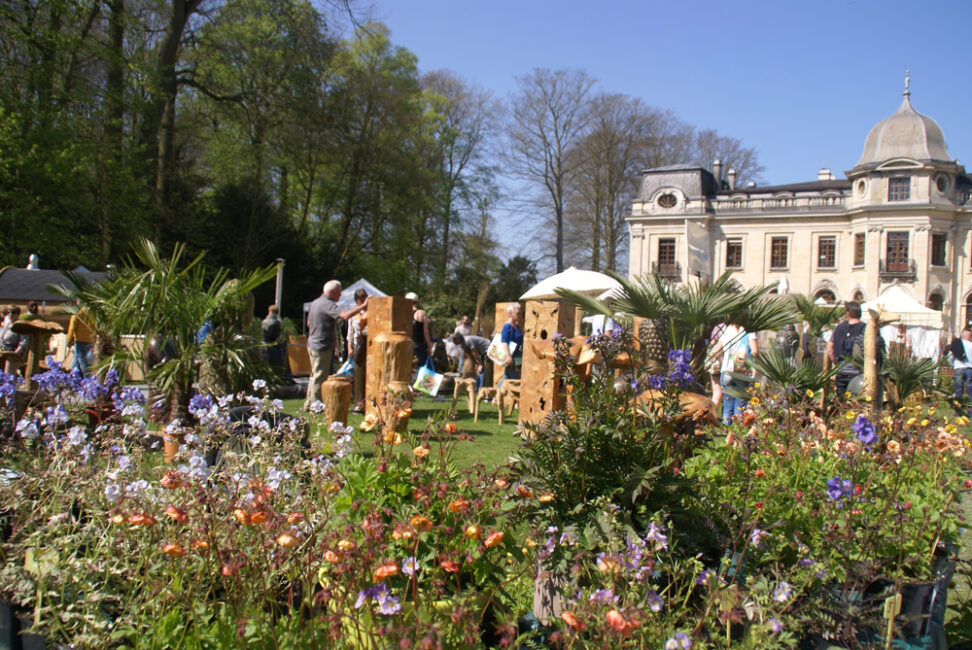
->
[[302, 278, 387, 317], [520, 266, 621, 301], [860, 285, 943, 329]]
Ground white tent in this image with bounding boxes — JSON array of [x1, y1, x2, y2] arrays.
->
[[860, 286, 943, 329], [520, 266, 621, 301], [302, 278, 387, 322]]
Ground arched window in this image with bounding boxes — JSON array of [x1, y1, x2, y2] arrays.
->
[[852, 290, 864, 302], [927, 293, 943, 311], [814, 289, 836, 304]]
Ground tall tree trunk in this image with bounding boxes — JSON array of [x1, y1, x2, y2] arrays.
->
[[140, 0, 201, 232]]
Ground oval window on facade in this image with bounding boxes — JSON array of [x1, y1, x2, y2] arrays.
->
[[657, 193, 677, 208]]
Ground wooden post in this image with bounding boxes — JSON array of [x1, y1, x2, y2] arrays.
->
[[321, 374, 352, 425], [364, 297, 413, 415], [519, 300, 575, 425]]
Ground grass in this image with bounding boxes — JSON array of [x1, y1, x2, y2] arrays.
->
[[280, 392, 524, 471]]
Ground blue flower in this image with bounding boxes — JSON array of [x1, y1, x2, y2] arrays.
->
[[852, 415, 877, 446], [773, 581, 792, 602], [826, 476, 849, 501]]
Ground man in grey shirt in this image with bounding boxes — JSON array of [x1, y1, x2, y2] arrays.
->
[[304, 280, 368, 410]]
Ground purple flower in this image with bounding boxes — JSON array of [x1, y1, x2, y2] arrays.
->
[[826, 476, 852, 501], [647, 591, 663, 612], [648, 374, 666, 390], [401, 557, 417, 576], [646, 522, 668, 550], [589, 588, 618, 603], [773, 581, 792, 603], [750, 528, 767, 546], [852, 415, 876, 446], [768, 617, 783, 634]]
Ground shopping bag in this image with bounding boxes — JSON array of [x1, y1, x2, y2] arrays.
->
[[486, 334, 516, 366], [336, 357, 355, 378], [412, 359, 444, 396]]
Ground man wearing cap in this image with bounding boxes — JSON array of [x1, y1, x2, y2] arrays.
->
[[304, 280, 368, 410]]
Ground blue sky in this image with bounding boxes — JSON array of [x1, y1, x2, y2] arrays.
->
[[371, 0, 972, 186]]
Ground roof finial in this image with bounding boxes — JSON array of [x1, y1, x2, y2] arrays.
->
[[904, 70, 911, 97]]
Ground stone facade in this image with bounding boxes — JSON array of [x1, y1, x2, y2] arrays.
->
[[627, 84, 972, 333]]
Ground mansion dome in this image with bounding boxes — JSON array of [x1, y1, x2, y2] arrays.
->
[[854, 87, 953, 169]]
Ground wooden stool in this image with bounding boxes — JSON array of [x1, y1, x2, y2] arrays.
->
[[496, 379, 521, 425], [453, 377, 477, 413], [474, 387, 497, 423]]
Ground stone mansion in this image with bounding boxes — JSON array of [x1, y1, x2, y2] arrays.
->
[[626, 82, 972, 333]]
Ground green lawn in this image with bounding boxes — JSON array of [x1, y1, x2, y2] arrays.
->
[[280, 393, 524, 471]]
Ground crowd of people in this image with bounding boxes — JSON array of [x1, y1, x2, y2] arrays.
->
[[295, 280, 524, 411]]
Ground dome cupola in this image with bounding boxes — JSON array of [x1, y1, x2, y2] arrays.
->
[[853, 74, 953, 170]]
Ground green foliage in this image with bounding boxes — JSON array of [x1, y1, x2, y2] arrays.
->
[[744, 343, 844, 396], [878, 348, 942, 407], [557, 270, 798, 377]]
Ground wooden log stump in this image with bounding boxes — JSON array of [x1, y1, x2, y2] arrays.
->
[[322, 374, 352, 426], [366, 331, 413, 415]]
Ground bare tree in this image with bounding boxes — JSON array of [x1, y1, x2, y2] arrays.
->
[[564, 97, 699, 272], [421, 70, 498, 283], [692, 128, 764, 186], [505, 68, 595, 273]]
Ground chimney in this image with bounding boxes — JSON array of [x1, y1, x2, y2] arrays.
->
[[727, 168, 737, 191], [818, 167, 832, 181], [712, 158, 722, 185]]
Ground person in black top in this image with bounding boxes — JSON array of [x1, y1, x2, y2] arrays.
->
[[827, 301, 866, 398], [407, 292, 433, 369]]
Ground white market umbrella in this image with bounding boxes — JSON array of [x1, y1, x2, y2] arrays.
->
[[860, 286, 942, 329], [520, 266, 621, 301]]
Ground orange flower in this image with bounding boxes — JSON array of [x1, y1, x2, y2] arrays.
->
[[561, 611, 585, 631], [324, 550, 340, 563], [373, 563, 399, 581], [160, 472, 183, 489], [250, 510, 270, 525], [128, 513, 156, 526], [276, 532, 300, 548], [516, 486, 533, 498], [190, 539, 210, 550], [109, 512, 125, 525], [165, 505, 189, 523], [494, 478, 509, 488], [754, 468, 765, 478], [412, 446, 430, 458], [440, 558, 460, 573], [383, 430, 404, 445], [538, 493, 554, 503], [232, 508, 251, 525], [449, 499, 470, 513], [391, 523, 414, 540], [605, 609, 635, 636], [337, 539, 356, 551], [410, 515, 433, 533], [484, 531, 505, 548], [161, 542, 186, 558], [597, 556, 620, 573], [287, 512, 304, 524], [464, 525, 481, 539], [444, 422, 457, 434], [395, 407, 413, 418]]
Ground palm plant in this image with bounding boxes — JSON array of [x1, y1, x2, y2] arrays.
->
[[742, 342, 844, 396], [55, 239, 278, 420], [791, 294, 846, 361], [877, 348, 941, 407], [556, 270, 798, 378]]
